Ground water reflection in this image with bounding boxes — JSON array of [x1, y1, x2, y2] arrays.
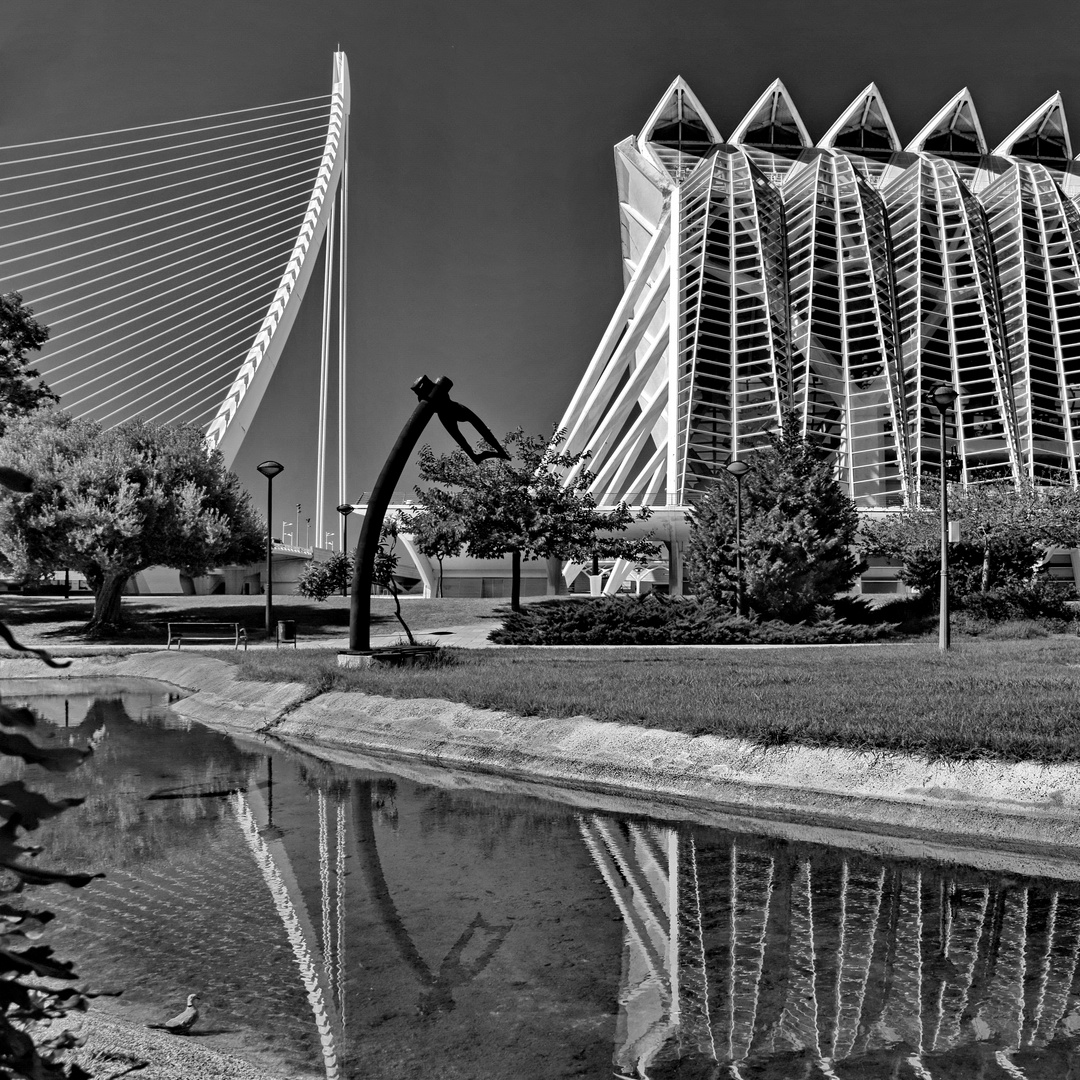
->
[[583, 816, 1080, 1078], [6, 681, 1080, 1079]]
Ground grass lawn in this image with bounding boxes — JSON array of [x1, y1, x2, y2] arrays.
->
[[0, 594, 514, 644], [224, 636, 1080, 764]]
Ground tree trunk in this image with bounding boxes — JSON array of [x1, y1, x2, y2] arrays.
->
[[389, 578, 416, 646], [511, 549, 521, 612], [88, 570, 129, 635], [436, 556, 444, 599], [981, 541, 991, 592]]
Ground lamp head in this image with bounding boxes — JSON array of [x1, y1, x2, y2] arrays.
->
[[336, 503, 354, 517], [930, 385, 959, 411], [725, 458, 751, 479], [257, 460, 284, 480]]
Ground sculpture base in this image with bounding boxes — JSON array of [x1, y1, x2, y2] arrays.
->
[[338, 650, 375, 669], [338, 645, 438, 669]]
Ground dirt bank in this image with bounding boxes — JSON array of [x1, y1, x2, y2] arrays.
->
[[3, 651, 1080, 865]]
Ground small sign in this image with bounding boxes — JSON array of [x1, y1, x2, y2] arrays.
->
[[949, 520, 961, 543]]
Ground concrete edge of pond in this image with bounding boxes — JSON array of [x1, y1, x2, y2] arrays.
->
[[4, 650, 1080, 864]]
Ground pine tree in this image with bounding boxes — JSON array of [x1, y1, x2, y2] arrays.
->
[[686, 412, 862, 620]]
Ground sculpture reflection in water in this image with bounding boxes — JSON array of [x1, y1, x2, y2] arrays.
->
[[350, 780, 513, 1020], [580, 814, 1080, 1079]]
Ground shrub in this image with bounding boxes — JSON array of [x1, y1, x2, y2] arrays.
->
[[953, 616, 1052, 639], [490, 594, 894, 646], [957, 580, 1074, 624], [296, 550, 353, 601]]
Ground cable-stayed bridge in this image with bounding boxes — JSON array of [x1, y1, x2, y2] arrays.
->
[[0, 51, 351, 540]]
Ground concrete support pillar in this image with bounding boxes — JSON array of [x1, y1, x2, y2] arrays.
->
[[545, 556, 567, 596], [587, 574, 605, 596], [397, 531, 436, 599], [1069, 548, 1080, 592], [666, 536, 683, 596], [603, 558, 633, 596]]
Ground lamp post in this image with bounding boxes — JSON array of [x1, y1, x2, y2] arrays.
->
[[257, 460, 284, 637], [931, 384, 959, 653], [337, 503, 355, 597], [725, 458, 751, 618]]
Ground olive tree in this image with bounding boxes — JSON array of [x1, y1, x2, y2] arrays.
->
[[0, 292, 57, 436], [0, 410, 263, 634]]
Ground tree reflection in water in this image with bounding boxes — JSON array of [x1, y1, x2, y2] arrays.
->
[[582, 814, 1080, 1079]]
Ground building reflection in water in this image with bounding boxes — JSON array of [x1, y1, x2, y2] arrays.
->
[[580, 814, 1080, 1079]]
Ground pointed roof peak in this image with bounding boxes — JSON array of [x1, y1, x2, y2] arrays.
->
[[820, 82, 901, 154], [906, 87, 987, 158], [639, 77, 723, 144], [638, 77, 723, 179], [731, 79, 812, 149], [994, 92, 1071, 163]]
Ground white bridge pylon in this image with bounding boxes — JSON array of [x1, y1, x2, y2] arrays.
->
[[0, 51, 351, 536], [206, 52, 350, 484]]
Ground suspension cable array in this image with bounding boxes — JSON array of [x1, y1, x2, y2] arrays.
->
[[0, 52, 351, 524]]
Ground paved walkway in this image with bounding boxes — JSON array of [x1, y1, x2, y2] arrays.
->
[[7, 622, 501, 657], [13, 621, 884, 658]]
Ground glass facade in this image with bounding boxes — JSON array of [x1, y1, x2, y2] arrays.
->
[[558, 79, 1080, 508]]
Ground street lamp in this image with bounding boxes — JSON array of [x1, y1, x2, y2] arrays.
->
[[725, 458, 751, 618], [282, 520, 293, 544], [337, 503, 355, 597], [931, 384, 959, 653], [256, 460, 284, 637], [325, 532, 335, 550]]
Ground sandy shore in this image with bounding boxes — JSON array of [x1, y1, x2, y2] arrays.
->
[[57, 1009, 297, 1080]]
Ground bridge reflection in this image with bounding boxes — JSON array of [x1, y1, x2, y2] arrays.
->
[[580, 814, 1080, 1079]]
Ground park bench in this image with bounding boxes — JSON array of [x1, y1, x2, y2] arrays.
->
[[166, 622, 248, 651]]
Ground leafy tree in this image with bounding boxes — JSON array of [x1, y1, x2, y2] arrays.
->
[[397, 505, 463, 597], [374, 520, 416, 645], [296, 550, 353, 602], [414, 429, 656, 611], [861, 480, 1080, 600], [685, 412, 862, 621], [297, 525, 418, 644], [0, 465, 98, 1080], [0, 410, 263, 635], [0, 293, 57, 436]]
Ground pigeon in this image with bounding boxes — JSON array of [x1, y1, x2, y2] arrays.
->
[[151, 993, 199, 1034]]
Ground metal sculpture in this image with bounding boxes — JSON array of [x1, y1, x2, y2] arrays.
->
[[346, 375, 508, 654]]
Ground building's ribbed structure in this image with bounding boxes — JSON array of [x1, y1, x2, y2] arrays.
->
[[558, 79, 1080, 509]]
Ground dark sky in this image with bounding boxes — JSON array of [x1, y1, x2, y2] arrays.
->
[[4, 0, 1080, 537]]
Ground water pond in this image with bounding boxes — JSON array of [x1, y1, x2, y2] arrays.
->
[[4, 677, 1080, 1079]]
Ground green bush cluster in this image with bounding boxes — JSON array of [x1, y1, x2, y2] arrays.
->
[[489, 594, 894, 646], [957, 580, 1073, 623]]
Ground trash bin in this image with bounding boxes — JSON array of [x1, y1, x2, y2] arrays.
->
[[276, 619, 297, 648]]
